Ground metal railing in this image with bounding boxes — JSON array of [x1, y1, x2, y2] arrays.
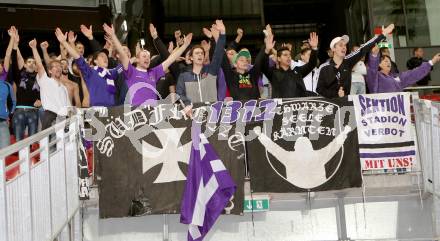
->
[[0, 117, 81, 241], [413, 99, 440, 197], [413, 98, 440, 236]]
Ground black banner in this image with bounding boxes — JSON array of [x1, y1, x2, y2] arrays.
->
[[91, 104, 245, 218], [90, 97, 361, 218], [246, 98, 362, 192]]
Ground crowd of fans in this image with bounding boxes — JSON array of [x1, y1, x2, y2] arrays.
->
[[1, 21, 440, 149]]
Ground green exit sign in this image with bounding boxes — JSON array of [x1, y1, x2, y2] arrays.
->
[[378, 42, 392, 49], [243, 195, 270, 212]]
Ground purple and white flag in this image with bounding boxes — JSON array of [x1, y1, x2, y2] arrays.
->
[[180, 124, 236, 241], [352, 93, 417, 171]]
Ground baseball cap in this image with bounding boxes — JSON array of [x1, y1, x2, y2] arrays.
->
[[330, 35, 349, 49], [232, 49, 251, 64]]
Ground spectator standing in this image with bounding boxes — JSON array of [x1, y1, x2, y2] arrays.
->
[[366, 46, 440, 93], [350, 46, 367, 95], [57, 27, 121, 107], [407, 47, 432, 86], [10, 28, 41, 141], [176, 20, 226, 112], [29, 38, 69, 130], [262, 26, 319, 98], [316, 24, 394, 98], [107, 23, 192, 106], [0, 26, 17, 148]]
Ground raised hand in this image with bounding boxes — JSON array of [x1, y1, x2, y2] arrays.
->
[[40, 41, 49, 50], [214, 19, 226, 34], [7, 26, 16, 37], [104, 35, 113, 49], [149, 23, 158, 39], [202, 27, 212, 39], [55, 28, 68, 43], [28, 39, 37, 49], [382, 24, 395, 36], [308, 32, 319, 49], [12, 28, 19, 45], [80, 25, 94, 40], [168, 41, 174, 53], [431, 53, 440, 65], [237, 27, 244, 37], [67, 31, 77, 44], [264, 29, 275, 54], [182, 33, 193, 47], [211, 24, 220, 41], [103, 23, 115, 37], [263, 24, 273, 38]]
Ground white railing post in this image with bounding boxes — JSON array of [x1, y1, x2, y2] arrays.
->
[[0, 156, 8, 241], [19, 145, 34, 241], [40, 135, 54, 238], [51, 125, 68, 238], [431, 103, 440, 197], [431, 102, 440, 237], [63, 122, 74, 241]]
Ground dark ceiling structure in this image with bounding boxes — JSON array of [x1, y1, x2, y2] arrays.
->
[[0, 0, 370, 61]]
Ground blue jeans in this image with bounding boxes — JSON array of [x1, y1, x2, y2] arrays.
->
[[13, 108, 39, 141], [0, 121, 10, 149]]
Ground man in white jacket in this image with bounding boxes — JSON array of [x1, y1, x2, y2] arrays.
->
[[350, 46, 367, 95]]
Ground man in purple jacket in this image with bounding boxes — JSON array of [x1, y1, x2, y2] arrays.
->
[[56, 27, 121, 107], [366, 45, 440, 93]]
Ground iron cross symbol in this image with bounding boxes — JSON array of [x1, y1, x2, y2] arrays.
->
[[142, 128, 192, 183]]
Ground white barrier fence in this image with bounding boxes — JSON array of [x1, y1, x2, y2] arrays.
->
[[0, 117, 81, 241], [413, 99, 440, 236], [414, 99, 440, 197]]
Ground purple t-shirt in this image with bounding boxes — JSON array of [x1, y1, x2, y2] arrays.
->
[[0, 67, 8, 81], [124, 64, 165, 106]]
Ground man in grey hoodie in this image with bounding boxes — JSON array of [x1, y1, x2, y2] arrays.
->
[[176, 20, 226, 115]]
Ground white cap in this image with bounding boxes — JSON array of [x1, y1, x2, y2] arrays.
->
[[330, 35, 349, 49]]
